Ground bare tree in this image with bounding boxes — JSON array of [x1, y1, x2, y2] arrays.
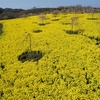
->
[[91, 8, 95, 19], [86, 6, 95, 19], [61, 8, 67, 17], [22, 33, 32, 52], [75, 4, 83, 13], [38, 14, 47, 24], [70, 17, 82, 32], [52, 10, 59, 20]]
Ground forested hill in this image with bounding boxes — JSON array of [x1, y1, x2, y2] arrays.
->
[[0, 5, 100, 20]]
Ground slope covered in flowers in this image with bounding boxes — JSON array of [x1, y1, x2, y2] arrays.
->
[[0, 13, 100, 100]]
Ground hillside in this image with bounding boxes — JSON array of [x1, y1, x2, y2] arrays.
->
[[0, 13, 100, 100]]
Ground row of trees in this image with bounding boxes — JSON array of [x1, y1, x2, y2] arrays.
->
[[0, 5, 100, 20]]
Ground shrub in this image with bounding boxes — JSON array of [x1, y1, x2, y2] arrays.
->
[[0, 23, 3, 34]]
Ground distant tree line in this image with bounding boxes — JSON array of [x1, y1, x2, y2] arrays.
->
[[0, 5, 100, 20]]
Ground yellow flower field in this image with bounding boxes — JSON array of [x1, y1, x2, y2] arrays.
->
[[0, 13, 100, 100]]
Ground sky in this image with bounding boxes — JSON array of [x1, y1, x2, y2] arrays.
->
[[0, 0, 100, 9]]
